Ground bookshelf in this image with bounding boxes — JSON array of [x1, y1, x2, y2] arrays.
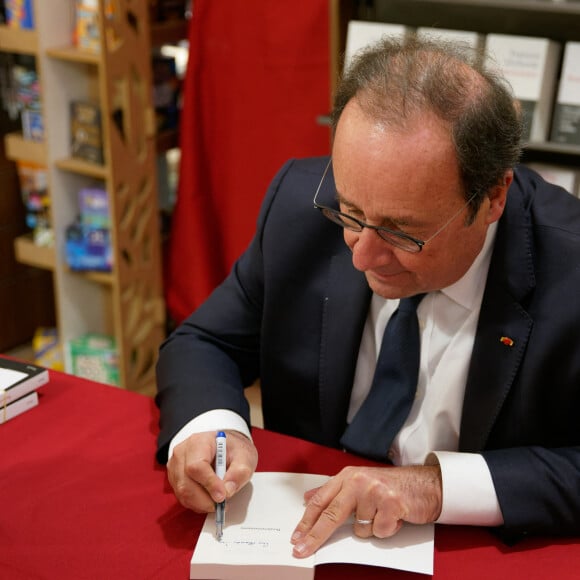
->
[[0, 25, 38, 53], [0, 0, 165, 395], [332, 0, 580, 169]]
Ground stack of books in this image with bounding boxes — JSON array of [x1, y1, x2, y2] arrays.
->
[[0, 358, 48, 425]]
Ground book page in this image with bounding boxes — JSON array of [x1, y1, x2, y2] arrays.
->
[[315, 519, 434, 575], [190, 472, 434, 579], [191, 472, 320, 580]]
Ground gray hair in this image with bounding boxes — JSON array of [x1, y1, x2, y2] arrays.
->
[[331, 34, 523, 220]]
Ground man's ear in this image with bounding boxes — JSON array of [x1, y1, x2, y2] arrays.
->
[[485, 170, 513, 224]]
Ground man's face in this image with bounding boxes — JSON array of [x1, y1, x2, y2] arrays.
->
[[332, 100, 508, 299]]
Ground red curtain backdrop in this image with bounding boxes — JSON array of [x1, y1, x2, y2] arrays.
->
[[165, 0, 331, 323]]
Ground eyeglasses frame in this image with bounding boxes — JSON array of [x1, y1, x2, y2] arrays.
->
[[313, 159, 479, 253]]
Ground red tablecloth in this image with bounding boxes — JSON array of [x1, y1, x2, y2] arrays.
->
[[1, 367, 579, 579]]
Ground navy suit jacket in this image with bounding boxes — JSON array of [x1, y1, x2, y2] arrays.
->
[[157, 156, 580, 539]]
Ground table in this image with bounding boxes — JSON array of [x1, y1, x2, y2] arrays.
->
[[1, 365, 579, 579]]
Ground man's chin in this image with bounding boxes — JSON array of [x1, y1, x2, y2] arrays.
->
[[365, 272, 408, 299]]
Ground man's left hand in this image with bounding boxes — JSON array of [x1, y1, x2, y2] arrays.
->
[[291, 464, 442, 558]]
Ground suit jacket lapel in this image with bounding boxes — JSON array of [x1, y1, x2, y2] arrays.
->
[[459, 185, 535, 452], [318, 246, 371, 445]]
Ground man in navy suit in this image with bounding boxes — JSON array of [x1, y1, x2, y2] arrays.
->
[[156, 35, 580, 555]]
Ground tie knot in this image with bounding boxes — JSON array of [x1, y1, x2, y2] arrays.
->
[[398, 293, 426, 313]]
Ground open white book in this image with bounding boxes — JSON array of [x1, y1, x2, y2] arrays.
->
[[190, 472, 434, 579]]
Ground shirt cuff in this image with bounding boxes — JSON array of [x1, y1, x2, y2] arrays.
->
[[167, 409, 252, 460], [426, 451, 504, 526]]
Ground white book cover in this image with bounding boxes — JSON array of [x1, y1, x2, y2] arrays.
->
[[0, 391, 39, 425], [0, 358, 48, 405], [190, 472, 434, 580], [344, 21, 409, 71], [417, 27, 485, 51], [527, 163, 578, 195], [485, 34, 561, 142], [550, 42, 580, 145]]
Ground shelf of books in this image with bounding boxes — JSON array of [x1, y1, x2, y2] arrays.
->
[[0, 0, 165, 396], [335, 0, 580, 197]]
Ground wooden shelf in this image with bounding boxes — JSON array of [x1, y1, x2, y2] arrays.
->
[[83, 270, 113, 285], [68, 267, 114, 285], [14, 235, 114, 284], [4, 132, 47, 165], [46, 46, 100, 65], [0, 24, 38, 55], [55, 157, 108, 180], [14, 234, 56, 271]]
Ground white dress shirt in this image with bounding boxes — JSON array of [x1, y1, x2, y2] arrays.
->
[[169, 223, 503, 526], [349, 222, 502, 525]]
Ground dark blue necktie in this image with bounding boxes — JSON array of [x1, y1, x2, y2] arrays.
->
[[340, 294, 425, 461]]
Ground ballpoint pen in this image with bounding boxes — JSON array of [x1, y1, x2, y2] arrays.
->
[[215, 431, 226, 541]]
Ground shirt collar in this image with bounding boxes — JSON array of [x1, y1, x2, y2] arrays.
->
[[441, 222, 498, 311]]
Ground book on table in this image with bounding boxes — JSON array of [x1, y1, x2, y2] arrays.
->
[[0, 391, 39, 425], [190, 471, 434, 580], [0, 357, 49, 406]]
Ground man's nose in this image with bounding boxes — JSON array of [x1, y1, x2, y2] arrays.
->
[[349, 227, 396, 271]]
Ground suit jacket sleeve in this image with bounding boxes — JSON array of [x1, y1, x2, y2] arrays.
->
[[464, 165, 580, 539], [154, 160, 295, 464]]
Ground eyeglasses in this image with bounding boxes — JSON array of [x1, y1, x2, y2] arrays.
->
[[313, 159, 478, 253]]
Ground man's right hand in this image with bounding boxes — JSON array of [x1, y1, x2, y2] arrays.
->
[[167, 430, 258, 512]]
